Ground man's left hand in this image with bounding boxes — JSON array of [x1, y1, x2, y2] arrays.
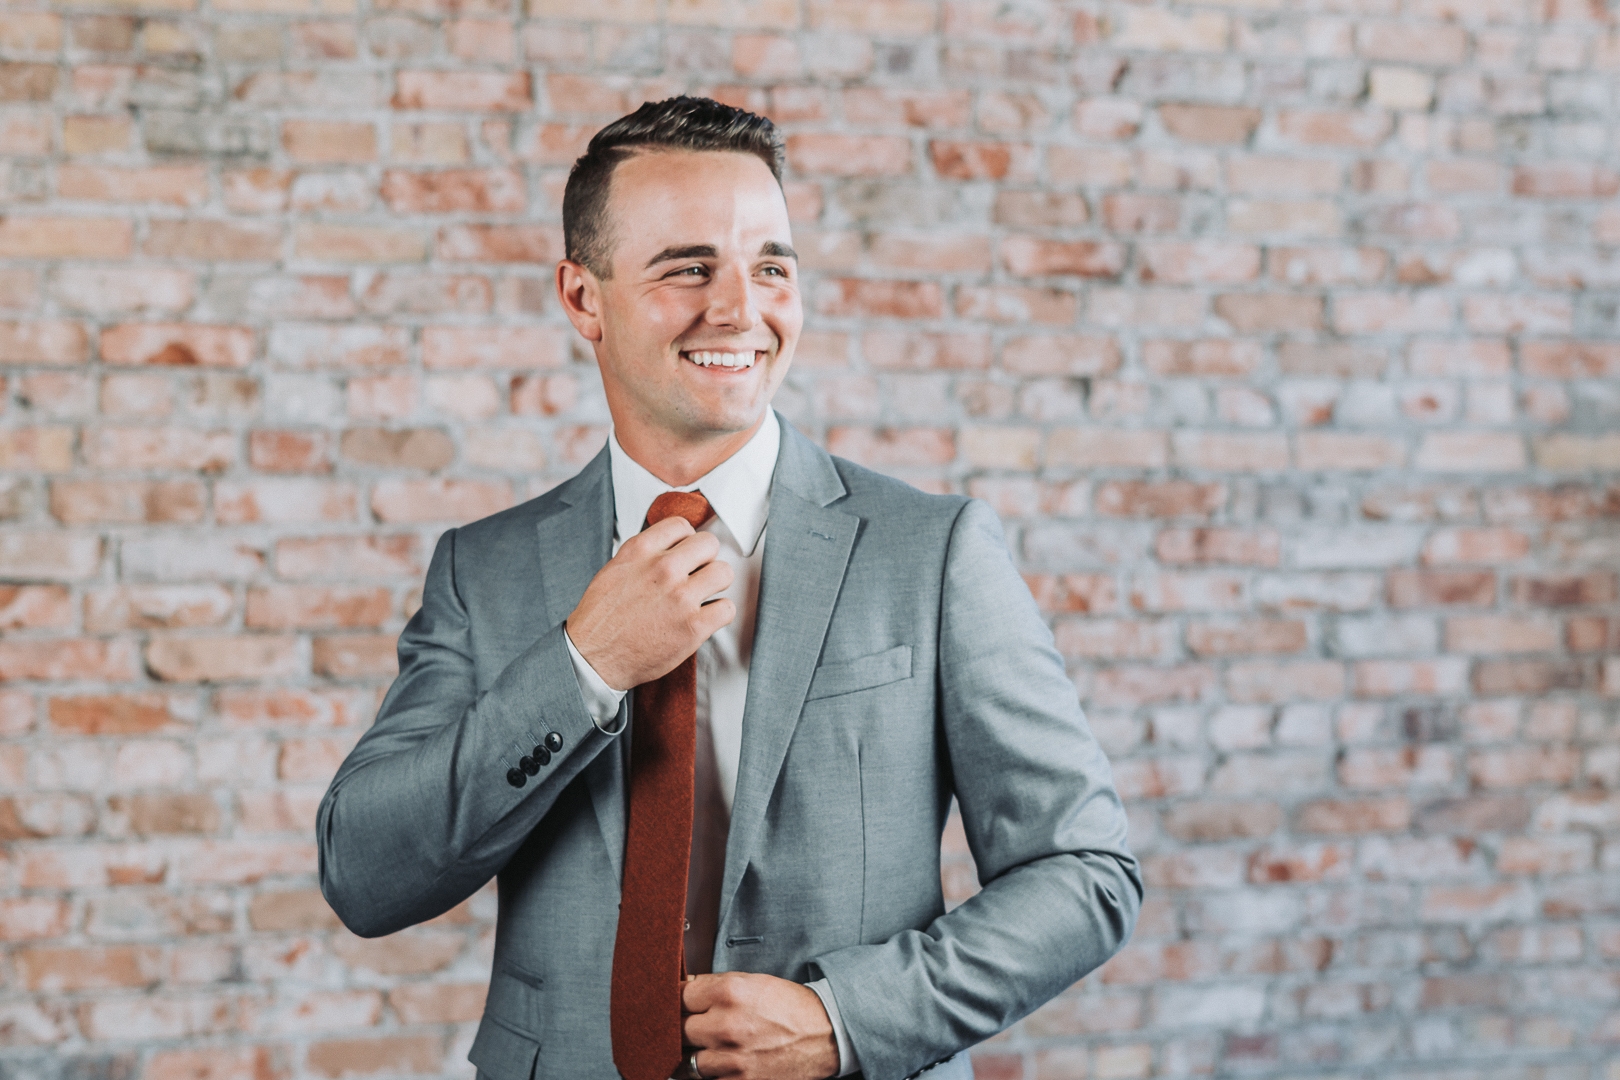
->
[[681, 972, 840, 1080]]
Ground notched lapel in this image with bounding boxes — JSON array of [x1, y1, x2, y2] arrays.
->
[[532, 447, 629, 883], [719, 425, 858, 931]]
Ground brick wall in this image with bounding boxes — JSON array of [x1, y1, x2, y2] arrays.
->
[[2, 0, 1618, 1077]]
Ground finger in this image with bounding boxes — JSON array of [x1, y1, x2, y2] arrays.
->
[[690, 597, 736, 639], [680, 1005, 725, 1049], [693, 1049, 741, 1079], [681, 559, 734, 604], [623, 515, 695, 554], [663, 529, 722, 575], [681, 972, 719, 1015]]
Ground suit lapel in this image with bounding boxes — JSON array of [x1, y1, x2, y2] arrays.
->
[[532, 444, 629, 883], [719, 420, 856, 931]]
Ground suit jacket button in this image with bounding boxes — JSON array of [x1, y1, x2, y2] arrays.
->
[[544, 731, 564, 753], [506, 767, 527, 788], [533, 746, 551, 766], [519, 756, 539, 776]]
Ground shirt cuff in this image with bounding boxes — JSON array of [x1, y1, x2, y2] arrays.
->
[[564, 626, 627, 727], [806, 978, 859, 1078]]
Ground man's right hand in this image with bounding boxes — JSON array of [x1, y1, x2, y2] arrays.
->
[[565, 516, 736, 691]]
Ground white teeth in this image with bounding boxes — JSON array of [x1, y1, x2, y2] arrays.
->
[[686, 350, 756, 369]]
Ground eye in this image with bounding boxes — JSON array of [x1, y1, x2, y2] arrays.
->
[[760, 264, 788, 277], [667, 264, 708, 278]]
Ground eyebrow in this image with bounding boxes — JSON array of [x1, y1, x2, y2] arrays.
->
[[644, 241, 798, 269]]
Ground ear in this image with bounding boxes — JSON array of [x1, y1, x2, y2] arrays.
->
[[556, 259, 604, 343]]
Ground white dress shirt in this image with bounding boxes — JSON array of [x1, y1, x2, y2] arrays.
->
[[562, 412, 858, 1077]]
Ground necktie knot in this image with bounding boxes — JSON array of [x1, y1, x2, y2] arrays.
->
[[646, 490, 713, 531]]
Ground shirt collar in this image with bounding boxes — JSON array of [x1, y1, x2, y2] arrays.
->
[[607, 411, 779, 556]]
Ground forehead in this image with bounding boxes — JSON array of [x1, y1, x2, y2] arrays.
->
[[604, 149, 790, 262]]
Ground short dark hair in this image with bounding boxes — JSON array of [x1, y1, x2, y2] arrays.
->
[[562, 96, 785, 278]]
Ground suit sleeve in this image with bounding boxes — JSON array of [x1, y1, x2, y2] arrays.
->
[[810, 498, 1143, 1080], [316, 527, 623, 938]]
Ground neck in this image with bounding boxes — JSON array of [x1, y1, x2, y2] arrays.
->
[[612, 413, 767, 488]]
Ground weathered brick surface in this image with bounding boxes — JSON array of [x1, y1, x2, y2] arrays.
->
[[1, 2, 1617, 1078]]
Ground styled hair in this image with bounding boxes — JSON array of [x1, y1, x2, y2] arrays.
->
[[562, 96, 785, 278]]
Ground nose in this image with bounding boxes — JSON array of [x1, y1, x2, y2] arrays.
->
[[705, 261, 759, 332]]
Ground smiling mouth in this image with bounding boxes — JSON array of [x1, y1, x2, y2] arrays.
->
[[683, 350, 761, 369]]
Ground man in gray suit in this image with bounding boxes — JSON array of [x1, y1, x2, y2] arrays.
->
[[317, 97, 1141, 1080]]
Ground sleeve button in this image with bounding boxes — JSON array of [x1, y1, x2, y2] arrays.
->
[[520, 755, 539, 776], [544, 731, 564, 753], [533, 746, 552, 766], [506, 767, 527, 788]]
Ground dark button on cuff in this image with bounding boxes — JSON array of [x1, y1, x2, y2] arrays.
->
[[519, 755, 539, 776], [544, 731, 563, 753], [533, 746, 551, 767], [506, 767, 527, 788]]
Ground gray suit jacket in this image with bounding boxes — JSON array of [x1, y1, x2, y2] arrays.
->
[[317, 416, 1141, 1080]]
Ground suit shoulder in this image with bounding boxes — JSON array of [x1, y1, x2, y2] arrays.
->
[[828, 454, 971, 526]]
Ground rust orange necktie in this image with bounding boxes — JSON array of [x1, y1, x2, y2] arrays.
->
[[610, 490, 714, 1080]]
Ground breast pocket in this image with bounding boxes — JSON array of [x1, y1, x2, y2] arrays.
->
[[804, 644, 912, 701]]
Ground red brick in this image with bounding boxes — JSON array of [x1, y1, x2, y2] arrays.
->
[[313, 634, 398, 678], [145, 1047, 281, 1080], [50, 479, 204, 524], [0, 637, 136, 680], [1277, 109, 1392, 149], [1188, 619, 1308, 657], [370, 478, 512, 523], [1172, 432, 1289, 472], [1155, 528, 1279, 567], [393, 70, 530, 111], [249, 430, 332, 473], [1047, 430, 1167, 469], [144, 220, 281, 261], [275, 536, 420, 580], [338, 427, 455, 471], [1139, 242, 1259, 284], [1226, 661, 1344, 703], [0, 321, 89, 365], [384, 981, 486, 1024], [930, 140, 1029, 181], [1445, 615, 1560, 654], [47, 692, 183, 735], [101, 324, 254, 368], [282, 119, 376, 163], [1295, 797, 1412, 835], [1512, 162, 1620, 199], [826, 426, 954, 467], [216, 479, 359, 524], [786, 133, 911, 176], [1094, 481, 1223, 519], [1521, 341, 1620, 379], [0, 215, 133, 258], [817, 279, 944, 319], [0, 584, 72, 630], [1142, 339, 1259, 378], [13, 945, 162, 991], [1001, 336, 1119, 376], [421, 325, 567, 369], [294, 224, 425, 263], [1157, 103, 1260, 145], [435, 223, 559, 263], [1387, 570, 1496, 608], [146, 635, 304, 682], [1001, 236, 1126, 278], [84, 428, 234, 472], [58, 164, 208, 207], [307, 1035, 442, 1077], [381, 168, 524, 213], [1512, 573, 1616, 608]]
